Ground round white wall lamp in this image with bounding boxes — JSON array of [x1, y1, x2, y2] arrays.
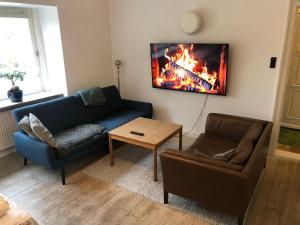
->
[[180, 11, 202, 35]]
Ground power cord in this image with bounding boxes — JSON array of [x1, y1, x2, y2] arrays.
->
[[183, 94, 209, 137]]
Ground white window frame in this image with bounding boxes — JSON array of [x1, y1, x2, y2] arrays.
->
[[0, 7, 49, 100]]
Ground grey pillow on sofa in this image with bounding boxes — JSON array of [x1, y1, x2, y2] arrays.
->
[[18, 115, 37, 138], [29, 113, 59, 149]]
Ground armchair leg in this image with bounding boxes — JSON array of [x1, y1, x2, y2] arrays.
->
[[61, 167, 66, 185], [24, 158, 28, 166], [164, 192, 168, 204], [238, 217, 244, 225]]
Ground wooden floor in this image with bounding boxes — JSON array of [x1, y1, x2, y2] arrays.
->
[[0, 147, 300, 225], [277, 143, 300, 154]]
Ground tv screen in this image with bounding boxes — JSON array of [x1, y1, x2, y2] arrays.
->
[[150, 43, 229, 96]]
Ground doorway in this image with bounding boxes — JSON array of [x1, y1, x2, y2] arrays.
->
[[276, 2, 300, 159]]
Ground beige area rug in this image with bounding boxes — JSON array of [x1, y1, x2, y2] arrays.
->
[[83, 140, 237, 225]]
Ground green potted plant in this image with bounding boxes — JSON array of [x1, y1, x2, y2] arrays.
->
[[0, 63, 26, 102]]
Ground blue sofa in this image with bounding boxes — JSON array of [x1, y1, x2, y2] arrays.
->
[[12, 86, 153, 184]]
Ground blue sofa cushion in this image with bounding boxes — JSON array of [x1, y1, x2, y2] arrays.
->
[[96, 110, 148, 131], [122, 99, 153, 118], [76, 86, 124, 124], [13, 96, 84, 134]]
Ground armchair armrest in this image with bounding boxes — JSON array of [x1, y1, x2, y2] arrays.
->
[[122, 99, 153, 118], [159, 149, 248, 217], [13, 131, 57, 169], [242, 122, 273, 195]]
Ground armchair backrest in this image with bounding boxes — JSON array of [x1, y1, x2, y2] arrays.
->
[[205, 113, 267, 143]]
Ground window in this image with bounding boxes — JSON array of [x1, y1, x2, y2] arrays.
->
[[0, 9, 47, 100]]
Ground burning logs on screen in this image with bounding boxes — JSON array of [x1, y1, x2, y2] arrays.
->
[[152, 44, 227, 94]]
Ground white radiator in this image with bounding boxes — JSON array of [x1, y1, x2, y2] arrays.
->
[[0, 110, 18, 152]]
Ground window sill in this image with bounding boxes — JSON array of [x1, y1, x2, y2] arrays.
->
[[0, 92, 64, 112]]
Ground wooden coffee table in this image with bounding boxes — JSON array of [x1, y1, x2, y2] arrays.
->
[[108, 117, 183, 181]]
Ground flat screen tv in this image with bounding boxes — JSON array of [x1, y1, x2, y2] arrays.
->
[[150, 43, 229, 96]]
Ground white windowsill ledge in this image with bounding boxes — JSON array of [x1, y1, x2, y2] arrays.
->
[[0, 92, 64, 112]]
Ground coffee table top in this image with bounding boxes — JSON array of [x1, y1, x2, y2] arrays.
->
[[108, 117, 182, 146]]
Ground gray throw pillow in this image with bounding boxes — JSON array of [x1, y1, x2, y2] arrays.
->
[[18, 115, 37, 138], [29, 113, 59, 149], [212, 148, 236, 161]]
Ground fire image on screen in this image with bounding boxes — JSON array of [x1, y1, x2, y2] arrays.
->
[[150, 43, 229, 95]]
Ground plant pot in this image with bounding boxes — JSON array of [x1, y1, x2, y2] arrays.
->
[[7, 90, 23, 102]]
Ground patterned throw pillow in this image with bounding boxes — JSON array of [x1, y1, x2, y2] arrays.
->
[[29, 113, 59, 149], [18, 115, 37, 138]]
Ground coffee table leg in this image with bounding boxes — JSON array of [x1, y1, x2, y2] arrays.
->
[[179, 128, 182, 151], [109, 135, 114, 166], [153, 146, 158, 182]]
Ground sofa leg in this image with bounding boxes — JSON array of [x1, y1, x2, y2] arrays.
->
[[24, 158, 28, 166], [164, 192, 168, 204], [238, 217, 244, 225], [61, 167, 66, 185]]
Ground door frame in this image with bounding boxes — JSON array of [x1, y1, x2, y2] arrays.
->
[[271, 0, 300, 154]]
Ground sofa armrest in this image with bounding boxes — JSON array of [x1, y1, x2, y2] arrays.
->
[[13, 131, 57, 169], [122, 99, 153, 118], [159, 149, 248, 216]]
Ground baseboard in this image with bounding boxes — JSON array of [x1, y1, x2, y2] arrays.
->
[[276, 149, 300, 161], [173, 132, 199, 138], [0, 146, 16, 158], [184, 132, 199, 138], [280, 123, 300, 130]]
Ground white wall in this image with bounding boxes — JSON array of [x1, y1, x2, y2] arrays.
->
[[57, 0, 113, 94], [0, 0, 291, 136], [109, 0, 290, 134]]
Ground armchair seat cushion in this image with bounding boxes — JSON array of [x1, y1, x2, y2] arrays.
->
[[186, 133, 238, 157], [96, 110, 148, 131]]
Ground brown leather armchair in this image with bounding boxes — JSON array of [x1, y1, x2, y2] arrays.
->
[[160, 113, 273, 225]]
